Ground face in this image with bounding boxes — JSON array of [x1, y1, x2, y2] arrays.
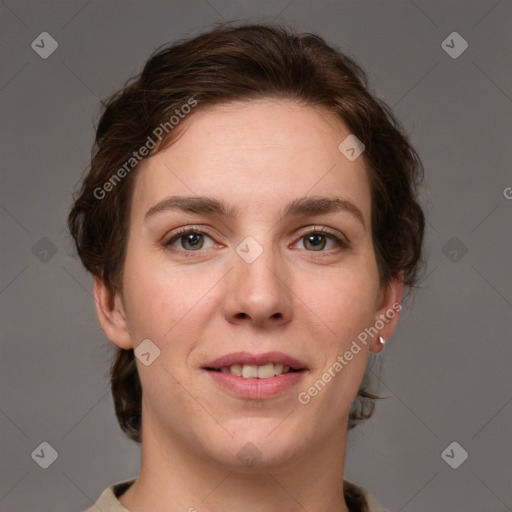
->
[[95, 99, 401, 470]]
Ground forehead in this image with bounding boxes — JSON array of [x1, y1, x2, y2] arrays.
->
[[130, 99, 371, 222]]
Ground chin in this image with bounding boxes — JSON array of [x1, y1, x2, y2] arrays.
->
[[204, 420, 309, 471]]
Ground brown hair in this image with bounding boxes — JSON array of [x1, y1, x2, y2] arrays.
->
[[68, 22, 425, 443]]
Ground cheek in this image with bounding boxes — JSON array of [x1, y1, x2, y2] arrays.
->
[[121, 250, 182, 338], [121, 248, 217, 349], [296, 271, 378, 418], [295, 263, 380, 343]]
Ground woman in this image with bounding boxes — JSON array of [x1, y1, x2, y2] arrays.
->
[[69, 22, 425, 512]]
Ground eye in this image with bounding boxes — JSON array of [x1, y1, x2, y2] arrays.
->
[[164, 228, 216, 252], [296, 228, 350, 252], [163, 226, 350, 256]]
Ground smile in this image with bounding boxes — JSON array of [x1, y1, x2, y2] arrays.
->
[[203, 351, 308, 399], [216, 363, 297, 378]]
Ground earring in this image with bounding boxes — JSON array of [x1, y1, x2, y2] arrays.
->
[[378, 336, 386, 345]]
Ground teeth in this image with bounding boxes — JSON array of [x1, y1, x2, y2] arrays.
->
[[218, 363, 294, 378], [230, 364, 243, 377], [257, 363, 274, 379], [242, 364, 258, 378]]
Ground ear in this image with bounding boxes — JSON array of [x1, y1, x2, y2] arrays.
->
[[93, 276, 133, 350], [370, 272, 404, 354]]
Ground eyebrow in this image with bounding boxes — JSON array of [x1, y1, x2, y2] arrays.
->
[[144, 195, 365, 228]]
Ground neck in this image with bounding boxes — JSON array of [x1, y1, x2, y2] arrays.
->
[[119, 412, 351, 512]]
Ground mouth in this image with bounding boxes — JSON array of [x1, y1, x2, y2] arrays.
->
[[202, 351, 308, 399], [206, 363, 303, 378]]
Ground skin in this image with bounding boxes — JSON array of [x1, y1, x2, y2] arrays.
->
[[94, 99, 402, 512]]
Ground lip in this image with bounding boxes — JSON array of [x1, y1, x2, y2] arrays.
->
[[204, 351, 307, 370], [205, 369, 306, 400], [202, 351, 308, 400]]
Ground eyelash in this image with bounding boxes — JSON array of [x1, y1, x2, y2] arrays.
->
[[163, 226, 350, 257]]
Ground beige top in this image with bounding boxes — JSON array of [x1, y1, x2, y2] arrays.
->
[[84, 478, 386, 512]]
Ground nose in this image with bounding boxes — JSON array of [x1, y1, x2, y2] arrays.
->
[[222, 242, 293, 329]]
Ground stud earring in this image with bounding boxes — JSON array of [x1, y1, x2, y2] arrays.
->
[[378, 336, 386, 345]]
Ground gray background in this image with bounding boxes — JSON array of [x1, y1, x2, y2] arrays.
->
[[1, 1, 511, 511]]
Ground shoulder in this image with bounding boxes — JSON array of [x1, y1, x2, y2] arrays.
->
[[83, 479, 135, 512], [343, 479, 388, 512], [85, 478, 388, 512]]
